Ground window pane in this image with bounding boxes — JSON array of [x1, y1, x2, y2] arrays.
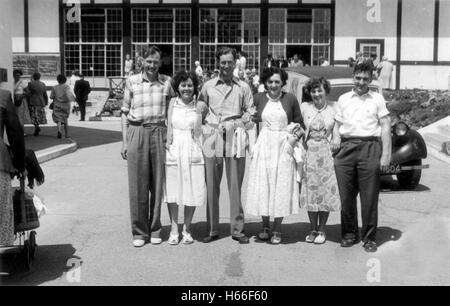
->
[[286, 9, 312, 43], [242, 45, 259, 70], [312, 45, 329, 66], [106, 45, 122, 77], [200, 9, 216, 43], [243, 9, 259, 43], [64, 45, 80, 75], [81, 9, 106, 43], [174, 45, 191, 72], [200, 45, 216, 73], [148, 9, 173, 43], [217, 9, 242, 43], [64, 11, 80, 43], [269, 9, 285, 43], [313, 9, 330, 44], [175, 9, 191, 43]]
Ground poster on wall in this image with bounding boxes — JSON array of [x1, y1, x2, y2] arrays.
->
[[13, 54, 60, 77]]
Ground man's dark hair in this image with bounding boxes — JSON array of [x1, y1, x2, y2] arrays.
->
[[260, 67, 288, 90], [32, 72, 41, 81], [57, 74, 67, 84], [13, 69, 23, 76], [353, 57, 374, 76], [215, 46, 237, 62], [172, 70, 199, 98], [305, 77, 331, 95], [144, 45, 163, 58]]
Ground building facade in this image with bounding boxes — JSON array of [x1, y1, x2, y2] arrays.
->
[[8, 0, 450, 89]]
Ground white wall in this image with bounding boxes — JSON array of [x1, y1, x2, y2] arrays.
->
[[0, 0, 14, 91], [11, 0, 25, 53], [29, 0, 60, 53], [334, 0, 398, 61], [401, 0, 434, 62], [400, 66, 450, 90], [438, 0, 450, 62]]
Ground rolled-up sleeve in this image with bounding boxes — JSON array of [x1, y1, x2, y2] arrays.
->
[[122, 78, 132, 114], [335, 97, 343, 123], [241, 84, 255, 124], [376, 94, 390, 119]]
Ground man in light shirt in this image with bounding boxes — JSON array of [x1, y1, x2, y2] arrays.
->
[[332, 58, 391, 253]]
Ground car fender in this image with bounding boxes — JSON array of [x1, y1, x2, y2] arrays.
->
[[391, 129, 427, 164]]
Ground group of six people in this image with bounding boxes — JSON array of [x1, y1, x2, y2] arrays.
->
[[120, 45, 391, 253]]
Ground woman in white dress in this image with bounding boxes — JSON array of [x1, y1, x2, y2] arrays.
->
[[165, 71, 207, 245], [245, 67, 305, 244]]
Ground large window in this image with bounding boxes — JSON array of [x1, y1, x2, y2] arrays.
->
[[132, 8, 191, 74], [269, 8, 330, 66], [200, 8, 260, 72], [63, 8, 123, 78]]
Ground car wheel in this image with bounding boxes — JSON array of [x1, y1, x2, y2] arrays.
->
[[396, 159, 422, 190]]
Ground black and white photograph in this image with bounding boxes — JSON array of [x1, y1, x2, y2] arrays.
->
[[0, 0, 449, 290]]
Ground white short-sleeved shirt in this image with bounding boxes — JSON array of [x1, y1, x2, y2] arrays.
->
[[335, 90, 389, 137]]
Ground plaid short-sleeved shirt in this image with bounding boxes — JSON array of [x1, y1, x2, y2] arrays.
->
[[121, 72, 173, 124]]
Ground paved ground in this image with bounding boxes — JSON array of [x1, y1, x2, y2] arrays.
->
[[1, 102, 449, 286]]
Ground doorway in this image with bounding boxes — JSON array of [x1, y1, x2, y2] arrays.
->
[[286, 45, 311, 66], [158, 45, 173, 76]]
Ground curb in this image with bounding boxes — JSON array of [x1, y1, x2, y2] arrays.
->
[[425, 146, 450, 165], [35, 139, 78, 164]]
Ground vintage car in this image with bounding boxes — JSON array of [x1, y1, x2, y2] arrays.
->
[[284, 66, 428, 189]]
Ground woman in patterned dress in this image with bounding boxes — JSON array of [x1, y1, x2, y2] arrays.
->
[[13, 69, 31, 129], [165, 71, 207, 245], [300, 77, 341, 244], [245, 67, 305, 244], [51, 74, 74, 139]]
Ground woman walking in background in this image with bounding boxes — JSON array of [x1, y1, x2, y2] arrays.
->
[[245, 67, 304, 244], [27, 72, 48, 136], [51, 74, 74, 139], [13, 69, 31, 129], [165, 71, 207, 245], [300, 77, 341, 245]]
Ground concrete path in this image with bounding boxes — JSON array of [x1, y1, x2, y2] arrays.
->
[[1, 119, 449, 286]]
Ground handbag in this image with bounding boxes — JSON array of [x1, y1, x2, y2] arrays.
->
[[49, 102, 54, 110], [13, 178, 40, 233]]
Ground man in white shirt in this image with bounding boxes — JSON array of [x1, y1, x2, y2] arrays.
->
[[332, 58, 391, 253]]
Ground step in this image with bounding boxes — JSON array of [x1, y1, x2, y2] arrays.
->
[[423, 133, 450, 152], [437, 125, 450, 138]]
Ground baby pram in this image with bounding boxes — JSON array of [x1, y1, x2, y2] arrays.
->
[[0, 150, 44, 271]]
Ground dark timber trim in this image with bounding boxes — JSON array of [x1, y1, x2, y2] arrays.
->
[[330, 0, 335, 65], [396, 0, 402, 90], [24, 0, 29, 52], [434, 0, 440, 63], [123, 0, 132, 75], [58, 0, 65, 75]]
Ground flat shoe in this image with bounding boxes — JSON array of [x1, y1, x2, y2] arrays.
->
[[150, 237, 162, 245], [305, 231, 318, 243], [314, 232, 326, 244], [232, 235, 250, 244], [168, 233, 179, 245], [363, 241, 378, 252], [132, 239, 145, 248], [181, 232, 194, 245], [203, 235, 219, 243], [257, 227, 271, 241], [270, 232, 282, 245]]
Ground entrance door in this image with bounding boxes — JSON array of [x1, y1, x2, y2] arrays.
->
[[159, 45, 173, 76], [286, 45, 311, 66]]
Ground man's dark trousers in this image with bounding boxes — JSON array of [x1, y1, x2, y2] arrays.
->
[[78, 99, 87, 121], [334, 138, 382, 242]]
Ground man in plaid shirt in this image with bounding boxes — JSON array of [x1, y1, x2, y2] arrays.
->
[[120, 46, 174, 248]]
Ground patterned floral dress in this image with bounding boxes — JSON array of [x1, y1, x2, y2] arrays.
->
[[0, 171, 13, 246], [245, 100, 299, 218], [300, 102, 341, 212]]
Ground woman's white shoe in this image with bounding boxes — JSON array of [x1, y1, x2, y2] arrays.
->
[[168, 233, 180, 245], [133, 239, 145, 248], [181, 232, 194, 244], [314, 232, 326, 244]]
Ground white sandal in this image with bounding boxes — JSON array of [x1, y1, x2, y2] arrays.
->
[[181, 232, 194, 245], [168, 233, 179, 245]]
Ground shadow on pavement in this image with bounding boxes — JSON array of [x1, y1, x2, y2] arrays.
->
[[24, 126, 122, 151], [181, 222, 402, 247], [0, 244, 78, 286]]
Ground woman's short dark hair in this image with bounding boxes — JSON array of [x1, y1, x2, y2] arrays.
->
[[172, 70, 199, 98], [215, 46, 237, 62], [13, 69, 23, 76], [32, 72, 41, 81], [260, 67, 288, 90], [305, 77, 331, 95], [57, 74, 67, 84], [353, 57, 374, 76]]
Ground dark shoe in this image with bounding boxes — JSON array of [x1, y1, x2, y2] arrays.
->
[[257, 227, 271, 241], [340, 238, 357, 247], [202, 235, 219, 243], [33, 126, 40, 136], [57, 132, 62, 139], [232, 235, 250, 244], [363, 241, 378, 253]]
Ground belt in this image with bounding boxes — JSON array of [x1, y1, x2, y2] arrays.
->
[[128, 120, 166, 127], [341, 136, 380, 142]]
